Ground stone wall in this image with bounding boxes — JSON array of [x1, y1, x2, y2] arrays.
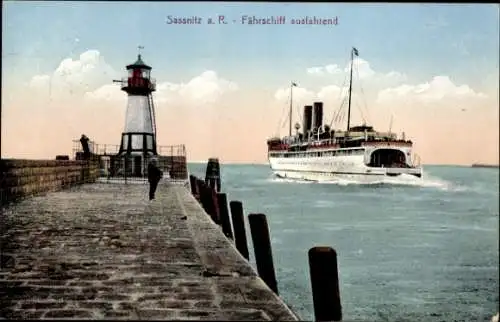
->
[[0, 159, 99, 206]]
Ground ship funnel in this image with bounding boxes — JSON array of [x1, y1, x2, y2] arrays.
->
[[312, 102, 324, 131], [303, 105, 313, 136]]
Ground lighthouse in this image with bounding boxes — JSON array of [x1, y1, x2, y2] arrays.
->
[[113, 50, 157, 177]]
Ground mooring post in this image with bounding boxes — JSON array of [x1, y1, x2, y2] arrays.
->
[[214, 159, 221, 192], [196, 179, 204, 201], [201, 183, 218, 223], [205, 160, 212, 186], [210, 188, 221, 225], [189, 175, 197, 196], [308, 247, 342, 322], [193, 176, 201, 199], [229, 200, 250, 260], [216, 193, 234, 239], [205, 158, 221, 192], [248, 213, 279, 294], [199, 182, 211, 215], [195, 179, 204, 203]]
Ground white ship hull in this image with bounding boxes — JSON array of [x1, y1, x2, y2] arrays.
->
[[268, 148, 422, 183]]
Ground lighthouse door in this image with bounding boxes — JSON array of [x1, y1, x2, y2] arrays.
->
[[134, 156, 142, 177]]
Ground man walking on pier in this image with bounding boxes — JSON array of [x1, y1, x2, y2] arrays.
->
[[147, 158, 163, 200]]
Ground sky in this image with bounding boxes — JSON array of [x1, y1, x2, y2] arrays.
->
[[2, 2, 499, 165]]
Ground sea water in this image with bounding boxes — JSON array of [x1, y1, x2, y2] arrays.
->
[[189, 163, 499, 321]]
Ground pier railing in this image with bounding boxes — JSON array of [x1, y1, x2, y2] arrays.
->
[[72, 140, 188, 184]]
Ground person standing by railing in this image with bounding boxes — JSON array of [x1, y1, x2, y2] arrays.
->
[[147, 157, 163, 200]]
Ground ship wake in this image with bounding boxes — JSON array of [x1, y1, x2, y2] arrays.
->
[[268, 173, 465, 191]]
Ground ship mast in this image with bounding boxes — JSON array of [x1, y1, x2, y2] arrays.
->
[[289, 81, 297, 137], [346, 47, 359, 132]]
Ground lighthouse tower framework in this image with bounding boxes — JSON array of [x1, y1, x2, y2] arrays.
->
[[113, 50, 158, 177], [72, 48, 189, 182]]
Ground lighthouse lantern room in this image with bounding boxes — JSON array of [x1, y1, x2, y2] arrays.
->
[[114, 50, 158, 177]]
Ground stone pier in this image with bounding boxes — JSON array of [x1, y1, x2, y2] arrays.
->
[[0, 182, 299, 320]]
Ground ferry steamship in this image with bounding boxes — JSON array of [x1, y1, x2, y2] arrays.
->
[[266, 47, 423, 182]]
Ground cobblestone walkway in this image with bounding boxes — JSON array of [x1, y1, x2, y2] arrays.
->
[[0, 183, 298, 320]]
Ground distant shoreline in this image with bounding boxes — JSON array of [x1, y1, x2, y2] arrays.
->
[[471, 163, 499, 169]]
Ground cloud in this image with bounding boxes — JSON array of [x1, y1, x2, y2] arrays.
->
[[345, 58, 376, 79], [29, 50, 115, 98], [317, 85, 346, 101], [307, 58, 407, 83], [29, 75, 51, 88], [297, 58, 488, 110], [155, 70, 238, 104], [274, 85, 317, 105], [273, 84, 351, 114], [377, 76, 488, 103], [28, 50, 238, 105], [83, 84, 125, 102], [85, 70, 238, 105], [306, 64, 341, 75]]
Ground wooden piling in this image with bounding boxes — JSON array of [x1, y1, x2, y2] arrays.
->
[[205, 158, 221, 192], [210, 188, 220, 225], [192, 176, 200, 201], [308, 246, 342, 322], [229, 201, 249, 260], [216, 193, 234, 239], [199, 182, 211, 215], [248, 213, 278, 294], [196, 179, 204, 204], [189, 175, 197, 196]]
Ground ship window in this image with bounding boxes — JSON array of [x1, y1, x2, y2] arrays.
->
[[369, 149, 407, 168]]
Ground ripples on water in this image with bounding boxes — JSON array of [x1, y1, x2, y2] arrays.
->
[[188, 163, 499, 321]]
